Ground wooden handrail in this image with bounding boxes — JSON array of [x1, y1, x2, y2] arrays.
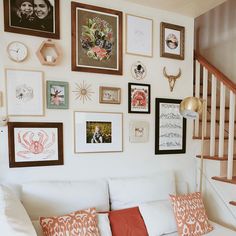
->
[[195, 52, 236, 94]]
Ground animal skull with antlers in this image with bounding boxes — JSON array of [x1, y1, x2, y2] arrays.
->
[[163, 67, 181, 92]]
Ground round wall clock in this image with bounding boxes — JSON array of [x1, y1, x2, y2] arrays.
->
[[7, 41, 28, 62], [131, 61, 147, 80]]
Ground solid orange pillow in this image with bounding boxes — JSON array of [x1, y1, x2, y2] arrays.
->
[[40, 207, 100, 236], [170, 192, 213, 236], [108, 207, 148, 236]]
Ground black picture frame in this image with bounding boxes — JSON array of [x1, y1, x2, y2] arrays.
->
[[4, 0, 60, 39], [128, 83, 151, 114], [155, 98, 186, 154]]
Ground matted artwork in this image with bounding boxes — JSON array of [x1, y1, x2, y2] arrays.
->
[[6, 69, 44, 116], [47, 81, 69, 109], [128, 83, 150, 114], [155, 98, 186, 154], [8, 122, 63, 168], [126, 14, 153, 57], [129, 120, 149, 143], [74, 111, 123, 153], [160, 22, 185, 60], [4, 0, 60, 39], [99, 86, 121, 104], [71, 2, 123, 75]]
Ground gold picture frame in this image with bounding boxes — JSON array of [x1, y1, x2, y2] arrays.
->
[[99, 86, 121, 104]]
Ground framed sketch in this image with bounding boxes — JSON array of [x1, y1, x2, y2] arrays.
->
[[131, 61, 147, 80], [47, 81, 69, 109], [155, 98, 186, 154], [74, 111, 123, 153], [8, 122, 63, 168], [129, 120, 149, 143], [160, 22, 185, 60], [4, 0, 60, 39], [128, 83, 150, 114], [99, 86, 121, 104], [71, 2, 123, 75], [6, 69, 44, 116], [126, 14, 153, 57]]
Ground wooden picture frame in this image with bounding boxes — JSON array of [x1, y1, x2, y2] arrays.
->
[[99, 86, 121, 104], [4, 0, 60, 39], [155, 98, 186, 154], [8, 122, 64, 168], [126, 14, 153, 57], [160, 22, 185, 60], [128, 83, 151, 114], [47, 81, 69, 109], [74, 111, 123, 153], [71, 2, 123, 75]]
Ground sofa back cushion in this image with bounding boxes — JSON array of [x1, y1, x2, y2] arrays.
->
[[108, 171, 176, 210], [21, 180, 109, 220]]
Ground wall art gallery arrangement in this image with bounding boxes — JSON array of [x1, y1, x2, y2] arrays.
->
[[2, 0, 186, 168]]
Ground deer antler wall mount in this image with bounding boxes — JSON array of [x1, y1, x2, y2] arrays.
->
[[163, 67, 181, 92]]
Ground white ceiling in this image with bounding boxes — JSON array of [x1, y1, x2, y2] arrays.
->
[[125, 0, 227, 18]]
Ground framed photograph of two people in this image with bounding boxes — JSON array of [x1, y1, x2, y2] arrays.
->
[[4, 0, 60, 39]]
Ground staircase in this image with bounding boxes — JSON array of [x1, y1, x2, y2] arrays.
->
[[194, 52, 236, 226]]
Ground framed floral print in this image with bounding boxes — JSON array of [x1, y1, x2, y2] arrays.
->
[[155, 98, 186, 154], [160, 22, 185, 60], [128, 83, 150, 114], [8, 122, 63, 168], [4, 0, 60, 39], [71, 2, 123, 75], [47, 81, 69, 109]]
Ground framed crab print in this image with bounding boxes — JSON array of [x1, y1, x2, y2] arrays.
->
[[71, 2, 123, 75], [128, 83, 150, 114], [8, 122, 64, 168], [160, 22, 185, 60]]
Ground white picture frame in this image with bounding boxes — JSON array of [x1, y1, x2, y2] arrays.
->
[[126, 14, 153, 57], [6, 69, 44, 116], [129, 120, 149, 143], [74, 111, 123, 153]]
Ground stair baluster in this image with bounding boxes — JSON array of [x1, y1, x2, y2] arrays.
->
[[202, 67, 208, 137]]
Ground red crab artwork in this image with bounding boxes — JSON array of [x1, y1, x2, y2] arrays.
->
[[16, 130, 55, 159], [131, 90, 147, 108]]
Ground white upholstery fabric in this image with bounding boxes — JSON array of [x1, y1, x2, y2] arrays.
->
[[108, 171, 176, 210], [21, 180, 109, 220], [0, 185, 37, 236]]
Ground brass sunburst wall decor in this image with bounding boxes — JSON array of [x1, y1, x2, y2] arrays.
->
[[72, 81, 94, 103]]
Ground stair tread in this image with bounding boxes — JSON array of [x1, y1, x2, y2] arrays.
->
[[196, 155, 236, 161], [207, 106, 230, 109], [212, 176, 236, 185], [229, 201, 236, 206], [199, 119, 231, 123], [193, 136, 236, 140]]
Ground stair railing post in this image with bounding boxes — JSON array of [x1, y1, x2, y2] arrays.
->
[[210, 75, 216, 156]]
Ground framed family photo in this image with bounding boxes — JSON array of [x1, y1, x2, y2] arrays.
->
[[8, 122, 63, 168], [155, 98, 186, 154], [71, 2, 123, 75], [4, 0, 60, 39], [160, 22, 185, 60], [74, 111, 123, 153], [6, 69, 44, 116], [99, 86, 121, 104], [126, 14, 153, 57], [128, 83, 150, 114], [47, 81, 69, 109]]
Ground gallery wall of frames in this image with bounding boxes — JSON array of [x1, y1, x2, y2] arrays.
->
[[0, 0, 196, 186]]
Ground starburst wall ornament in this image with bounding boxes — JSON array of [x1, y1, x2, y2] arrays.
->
[[72, 81, 94, 103]]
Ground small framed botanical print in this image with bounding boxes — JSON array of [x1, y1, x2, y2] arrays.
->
[[99, 86, 121, 104], [128, 83, 150, 114], [47, 81, 69, 109], [160, 22, 185, 60]]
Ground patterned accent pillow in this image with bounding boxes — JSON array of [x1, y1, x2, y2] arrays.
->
[[170, 192, 213, 236], [40, 207, 100, 236]]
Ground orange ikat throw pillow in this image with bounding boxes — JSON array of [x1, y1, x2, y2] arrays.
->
[[40, 207, 100, 236], [170, 192, 213, 236]]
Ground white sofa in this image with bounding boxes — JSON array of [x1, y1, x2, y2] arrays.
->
[[0, 171, 235, 236]]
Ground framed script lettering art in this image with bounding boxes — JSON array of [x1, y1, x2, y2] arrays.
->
[[71, 2, 123, 75], [155, 98, 186, 154]]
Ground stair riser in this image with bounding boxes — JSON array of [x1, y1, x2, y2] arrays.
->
[[220, 160, 236, 177]]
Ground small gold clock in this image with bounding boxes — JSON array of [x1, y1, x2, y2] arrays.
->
[[7, 41, 28, 62]]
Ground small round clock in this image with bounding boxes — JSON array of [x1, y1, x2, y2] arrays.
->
[[7, 41, 28, 62]]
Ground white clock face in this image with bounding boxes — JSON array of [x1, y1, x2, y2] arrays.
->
[[7, 41, 28, 62]]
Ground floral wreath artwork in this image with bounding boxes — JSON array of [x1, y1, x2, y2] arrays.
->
[[72, 81, 94, 104], [131, 61, 147, 80]]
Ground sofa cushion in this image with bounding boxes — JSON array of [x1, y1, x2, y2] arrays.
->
[[21, 180, 109, 220], [108, 171, 176, 210], [0, 185, 37, 236]]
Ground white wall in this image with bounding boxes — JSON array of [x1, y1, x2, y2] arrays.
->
[[195, 0, 236, 82], [0, 0, 195, 190]]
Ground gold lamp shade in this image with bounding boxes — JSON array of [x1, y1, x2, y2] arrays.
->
[[179, 97, 203, 119]]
